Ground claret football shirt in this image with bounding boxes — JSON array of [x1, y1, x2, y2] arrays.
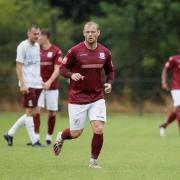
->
[[60, 42, 114, 104], [40, 44, 62, 89], [165, 55, 180, 89]]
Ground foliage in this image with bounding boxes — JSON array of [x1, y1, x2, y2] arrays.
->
[[1, 0, 180, 103]]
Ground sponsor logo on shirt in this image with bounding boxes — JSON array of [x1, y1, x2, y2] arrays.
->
[[28, 100, 33, 107], [99, 52, 105, 60], [47, 52, 53, 58], [82, 64, 103, 68], [79, 53, 88, 56]]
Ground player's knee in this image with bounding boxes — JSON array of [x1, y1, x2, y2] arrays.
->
[[49, 111, 56, 116], [26, 108, 34, 116], [70, 130, 83, 138], [93, 127, 103, 134], [92, 122, 104, 134]]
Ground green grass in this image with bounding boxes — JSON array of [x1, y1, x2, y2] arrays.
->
[[1, 112, 180, 180]]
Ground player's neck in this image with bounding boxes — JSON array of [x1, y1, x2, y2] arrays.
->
[[28, 39, 36, 45], [84, 41, 97, 50], [42, 41, 51, 50]]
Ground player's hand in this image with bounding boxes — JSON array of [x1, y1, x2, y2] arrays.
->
[[43, 81, 51, 90], [104, 83, 112, 94], [71, 73, 85, 81], [20, 85, 28, 94], [161, 82, 170, 91]]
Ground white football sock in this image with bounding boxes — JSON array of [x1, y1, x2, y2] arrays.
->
[[8, 114, 26, 136], [25, 116, 38, 144], [35, 133, 40, 141], [56, 132, 62, 142], [46, 134, 52, 141]]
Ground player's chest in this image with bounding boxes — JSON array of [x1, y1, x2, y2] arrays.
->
[[40, 50, 55, 62], [76, 51, 106, 65], [174, 59, 180, 69]]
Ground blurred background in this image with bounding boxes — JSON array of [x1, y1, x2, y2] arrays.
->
[[0, 0, 179, 114]]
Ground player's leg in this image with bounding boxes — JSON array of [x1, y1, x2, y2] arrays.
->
[[159, 111, 176, 136], [53, 103, 88, 156], [45, 90, 59, 145], [33, 90, 46, 141], [176, 107, 180, 133], [171, 90, 180, 134], [33, 109, 41, 140], [46, 110, 56, 144], [25, 106, 41, 146], [89, 99, 106, 169], [24, 88, 43, 147], [4, 114, 27, 146]]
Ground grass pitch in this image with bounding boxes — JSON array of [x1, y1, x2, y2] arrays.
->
[[1, 112, 180, 180]]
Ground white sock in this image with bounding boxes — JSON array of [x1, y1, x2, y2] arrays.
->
[[56, 132, 62, 142], [8, 114, 26, 136], [46, 134, 52, 141], [25, 116, 38, 144], [35, 133, 40, 141], [90, 158, 97, 163]]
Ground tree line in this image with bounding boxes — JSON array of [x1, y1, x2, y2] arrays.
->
[[0, 0, 179, 105]]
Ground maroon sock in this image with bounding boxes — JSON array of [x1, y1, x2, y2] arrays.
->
[[91, 133, 104, 159], [61, 128, 73, 140], [33, 114, 40, 133], [48, 115, 56, 135], [161, 111, 176, 128]]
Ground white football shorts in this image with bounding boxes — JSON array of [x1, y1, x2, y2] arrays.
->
[[38, 89, 59, 111], [171, 90, 180, 107], [68, 99, 106, 130]]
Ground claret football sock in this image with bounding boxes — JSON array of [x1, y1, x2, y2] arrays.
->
[[91, 133, 103, 159], [48, 115, 56, 135], [33, 114, 40, 134], [61, 128, 73, 140], [160, 111, 176, 128]]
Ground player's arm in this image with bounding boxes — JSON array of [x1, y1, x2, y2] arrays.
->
[[104, 51, 115, 94], [43, 64, 60, 90], [16, 44, 28, 94], [60, 49, 84, 81], [43, 50, 62, 90], [16, 62, 28, 94], [161, 63, 169, 91]]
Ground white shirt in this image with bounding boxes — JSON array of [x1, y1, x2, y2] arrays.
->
[[16, 39, 42, 88]]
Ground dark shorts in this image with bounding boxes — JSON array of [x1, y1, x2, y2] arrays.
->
[[21, 88, 42, 108]]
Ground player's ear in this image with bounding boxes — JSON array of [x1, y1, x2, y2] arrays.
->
[[97, 30, 100, 36], [83, 30, 86, 37]]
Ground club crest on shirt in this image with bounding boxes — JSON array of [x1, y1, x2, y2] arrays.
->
[[47, 52, 53, 58], [99, 52, 105, 60]]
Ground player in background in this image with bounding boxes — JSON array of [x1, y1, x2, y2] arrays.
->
[[159, 55, 180, 136], [53, 21, 114, 168], [32, 29, 62, 145], [3, 25, 43, 147]]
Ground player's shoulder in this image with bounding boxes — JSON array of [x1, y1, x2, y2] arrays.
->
[[51, 44, 61, 51], [17, 39, 28, 48], [67, 42, 83, 54], [72, 42, 84, 50], [98, 43, 111, 55], [168, 54, 180, 61]]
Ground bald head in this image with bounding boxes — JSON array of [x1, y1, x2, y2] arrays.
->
[[84, 21, 100, 31]]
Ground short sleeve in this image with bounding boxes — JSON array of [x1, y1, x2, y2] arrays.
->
[[16, 43, 25, 63], [165, 56, 174, 70]]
